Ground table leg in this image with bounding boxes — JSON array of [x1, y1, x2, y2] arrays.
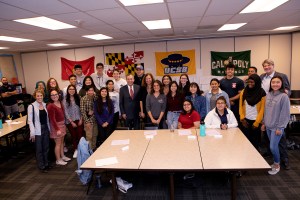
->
[[169, 172, 175, 200], [231, 172, 237, 200], [111, 172, 118, 200]]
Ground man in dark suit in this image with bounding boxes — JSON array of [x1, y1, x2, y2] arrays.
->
[[119, 74, 140, 130], [260, 58, 291, 170]]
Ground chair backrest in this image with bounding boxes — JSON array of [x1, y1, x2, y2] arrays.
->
[[115, 127, 130, 130], [144, 126, 158, 130], [290, 90, 300, 105]]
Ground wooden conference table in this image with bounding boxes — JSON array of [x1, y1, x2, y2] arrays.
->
[[81, 128, 270, 200], [290, 105, 300, 115], [0, 116, 27, 151]]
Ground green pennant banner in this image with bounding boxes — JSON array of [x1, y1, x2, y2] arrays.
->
[[211, 50, 251, 76]]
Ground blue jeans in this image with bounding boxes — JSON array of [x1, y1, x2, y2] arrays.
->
[[266, 128, 284, 163], [167, 111, 180, 129]]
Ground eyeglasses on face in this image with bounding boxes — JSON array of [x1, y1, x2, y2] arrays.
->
[[51, 94, 59, 97], [183, 104, 191, 106]]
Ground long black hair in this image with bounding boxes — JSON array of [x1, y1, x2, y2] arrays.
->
[[96, 87, 113, 114], [66, 85, 80, 107], [82, 75, 97, 91]]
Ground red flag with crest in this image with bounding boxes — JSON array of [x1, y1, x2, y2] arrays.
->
[[61, 56, 95, 80]]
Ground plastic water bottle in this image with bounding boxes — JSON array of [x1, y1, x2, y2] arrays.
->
[[200, 121, 206, 137], [0, 119, 2, 129], [170, 124, 175, 132], [96, 175, 102, 188]]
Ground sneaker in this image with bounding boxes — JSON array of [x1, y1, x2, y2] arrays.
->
[[56, 159, 67, 165], [110, 177, 133, 193], [62, 156, 71, 162], [73, 150, 78, 158], [268, 166, 280, 175], [64, 146, 68, 153]]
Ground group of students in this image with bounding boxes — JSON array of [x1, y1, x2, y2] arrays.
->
[[28, 59, 290, 176]]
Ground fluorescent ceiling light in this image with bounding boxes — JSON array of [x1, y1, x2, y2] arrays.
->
[[0, 47, 9, 50], [82, 34, 112, 40], [274, 26, 299, 30], [0, 36, 33, 42], [218, 23, 247, 31], [142, 19, 171, 30], [14, 16, 76, 30], [240, 0, 289, 13], [119, 0, 163, 6], [47, 43, 70, 47]]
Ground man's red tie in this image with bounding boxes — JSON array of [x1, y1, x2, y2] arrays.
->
[[130, 86, 134, 99]]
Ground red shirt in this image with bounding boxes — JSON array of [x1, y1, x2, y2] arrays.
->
[[178, 110, 200, 129]]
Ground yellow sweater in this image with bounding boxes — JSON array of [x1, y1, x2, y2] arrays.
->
[[239, 89, 266, 128]]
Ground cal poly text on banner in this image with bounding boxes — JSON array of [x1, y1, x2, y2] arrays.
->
[[155, 49, 196, 76], [211, 50, 251, 76]]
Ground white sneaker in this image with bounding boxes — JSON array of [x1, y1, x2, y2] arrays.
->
[[73, 150, 78, 158], [62, 156, 71, 162], [268, 166, 280, 175], [64, 147, 68, 153], [110, 177, 133, 193], [56, 159, 67, 165]]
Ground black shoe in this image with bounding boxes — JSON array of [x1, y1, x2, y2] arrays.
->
[[262, 152, 271, 158], [40, 168, 48, 173], [282, 159, 291, 170]]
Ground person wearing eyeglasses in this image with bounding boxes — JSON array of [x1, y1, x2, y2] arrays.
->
[[47, 89, 71, 166], [204, 96, 238, 129], [177, 99, 200, 129]]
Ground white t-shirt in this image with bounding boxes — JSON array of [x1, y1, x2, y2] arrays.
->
[[113, 78, 127, 92]]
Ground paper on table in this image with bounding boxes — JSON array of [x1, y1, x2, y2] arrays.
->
[[11, 121, 23, 125], [111, 139, 130, 146], [144, 130, 157, 136], [178, 129, 192, 135], [206, 129, 221, 136], [95, 157, 118, 167]]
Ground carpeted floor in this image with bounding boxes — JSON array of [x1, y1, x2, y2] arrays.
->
[[1, 136, 300, 200]]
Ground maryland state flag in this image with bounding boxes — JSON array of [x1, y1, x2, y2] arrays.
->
[[155, 49, 196, 76], [61, 56, 95, 80], [106, 51, 144, 77]]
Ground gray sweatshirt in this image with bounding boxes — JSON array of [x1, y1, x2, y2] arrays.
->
[[264, 91, 290, 131], [146, 93, 166, 118]]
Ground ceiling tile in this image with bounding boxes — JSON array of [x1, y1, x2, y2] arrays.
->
[[228, 13, 265, 24], [84, 24, 122, 34], [112, 22, 148, 32], [0, 0, 78, 15], [59, 0, 120, 11], [199, 15, 233, 26], [87, 7, 137, 24], [49, 12, 106, 27], [168, 0, 210, 18], [125, 3, 169, 21], [172, 17, 202, 28], [0, 2, 38, 20], [205, 0, 252, 16]]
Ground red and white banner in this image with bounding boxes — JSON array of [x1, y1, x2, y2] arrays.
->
[[61, 56, 95, 80]]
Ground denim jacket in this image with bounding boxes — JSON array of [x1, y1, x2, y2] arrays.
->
[[76, 137, 93, 185], [186, 94, 207, 119]]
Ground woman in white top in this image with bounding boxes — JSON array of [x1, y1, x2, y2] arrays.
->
[[106, 80, 120, 132], [204, 96, 238, 129], [112, 69, 127, 92]]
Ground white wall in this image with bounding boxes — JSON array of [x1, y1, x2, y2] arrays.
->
[[0, 51, 24, 86], [21, 33, 299, 94]]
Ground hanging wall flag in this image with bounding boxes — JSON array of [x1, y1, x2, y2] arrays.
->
[[211, 50, 251, 76], [155, 49, 196, 76], [61, 56, 95, 80], [105, 51, 144, 78]]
